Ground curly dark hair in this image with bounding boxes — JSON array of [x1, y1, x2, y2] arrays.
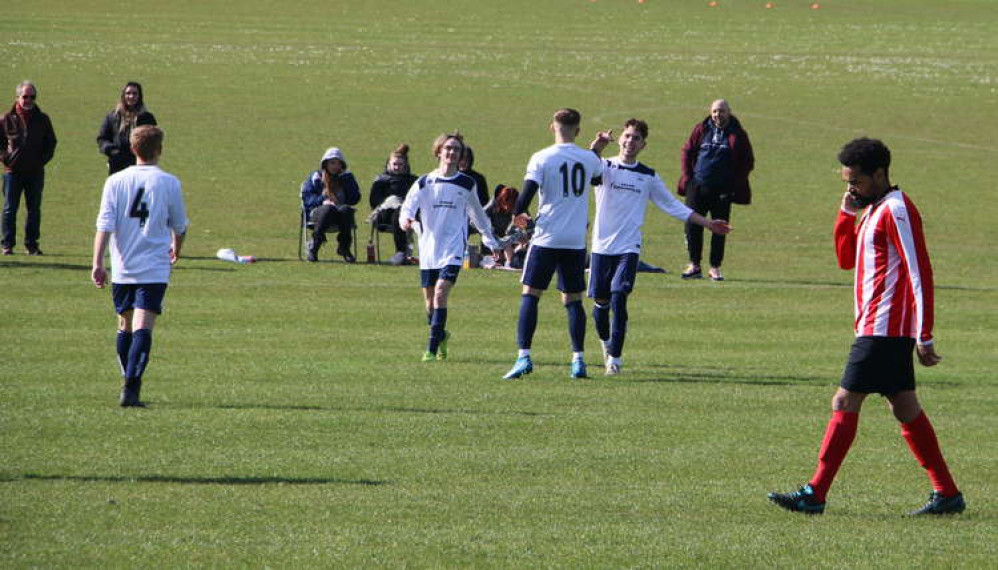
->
[[837, 137, 891, 177]]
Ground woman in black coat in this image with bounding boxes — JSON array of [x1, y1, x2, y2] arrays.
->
[[96, 82, 157, 174]]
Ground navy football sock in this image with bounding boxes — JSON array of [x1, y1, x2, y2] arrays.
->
[[428, 308, 448, 353], [609, 292, 628, 358], [592, 302, 610, 342], [126, 329, 153, 382], [116, 330, 133, 377], [565, 300, 586, 353], [517, 294, 539, 350]]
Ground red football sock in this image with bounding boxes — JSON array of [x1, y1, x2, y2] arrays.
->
[[901, 411, 959, 496], [809, 410, 859, 502]]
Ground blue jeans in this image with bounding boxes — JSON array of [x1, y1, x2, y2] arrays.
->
[[2, 170, 45, 249]]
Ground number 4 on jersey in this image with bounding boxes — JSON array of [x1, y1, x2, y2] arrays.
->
[[129, 187, 150, 228]]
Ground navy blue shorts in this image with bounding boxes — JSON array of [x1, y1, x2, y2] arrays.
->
[[112, 283, 169, 315], [420, 265, 461, 288], [588, 252, 639, 300], [521, 245, 586, 293], [840, 336, 916, 395]]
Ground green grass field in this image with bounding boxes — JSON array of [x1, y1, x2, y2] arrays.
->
[[3, 0, 997, 567]]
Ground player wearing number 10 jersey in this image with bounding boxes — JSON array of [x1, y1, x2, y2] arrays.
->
[[503, 108, 603, 380], [92, 125, 188, 407]]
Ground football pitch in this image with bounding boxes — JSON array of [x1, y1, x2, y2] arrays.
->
[[2, 0, 996, 566]]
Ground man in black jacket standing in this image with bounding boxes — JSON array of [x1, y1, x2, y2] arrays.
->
[[1, 81, 57, 256]]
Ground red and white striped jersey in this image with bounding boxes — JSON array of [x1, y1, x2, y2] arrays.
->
[[834, 188, 934, 343]]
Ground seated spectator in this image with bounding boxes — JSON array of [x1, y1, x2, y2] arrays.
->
[[96, 82, 157, 175], [368, 144, 417, 265], [485, 184, 532, 269], [301, 147, 360, 262]]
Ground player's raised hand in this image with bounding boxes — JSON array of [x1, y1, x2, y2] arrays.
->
[[841, 191, 861, 214], [589, 129, 613, 154], [92, 265, 108, 288], [916, 343, 942, 367]]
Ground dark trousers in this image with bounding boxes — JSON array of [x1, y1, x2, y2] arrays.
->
[[2, 171, 44, 249], [375, 208, 408, 253], [310, 205, 355, 251], [684, 182, 732, 268]]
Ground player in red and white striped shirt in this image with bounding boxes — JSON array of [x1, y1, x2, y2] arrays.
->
[[768, 138, 964, 516]]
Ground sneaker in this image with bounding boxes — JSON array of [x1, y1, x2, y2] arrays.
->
[[437, 331, 450, 361], [26, 246, 43, 256], [421, 351, 436, 363], [502, 356, 533, 380], [389, 251, 406, 266], [570, 359, 588, 379], [709, 267, 724, 281], [767, 484, 826, 515], [909, 491, 966, 516], [119, 382, 146, 408], [681, 264, 702, 279], [605, 362, 621, 376], [337, 246, 356, 263], [1, 246, 11, 255], [306, 240, 319, 262]]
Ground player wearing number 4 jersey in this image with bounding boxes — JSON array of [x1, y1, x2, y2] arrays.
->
[[588, 119, 730, 376], [768, 138, 964, 516], [92, 125, 189, 407], [503, 108, 603, 380]]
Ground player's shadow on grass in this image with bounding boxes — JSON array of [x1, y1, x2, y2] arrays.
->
[[629, 365, 830, 386], [0, 260, 91, 271], [213, 403, 552, 417], [12, 473, 388, 486]]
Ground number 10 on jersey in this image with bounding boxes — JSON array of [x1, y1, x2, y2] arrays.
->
[[559, 162, 586, 197]]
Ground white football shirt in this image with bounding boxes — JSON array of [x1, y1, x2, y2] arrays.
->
[[592, 158, 692, 255], [524, 143, 603, 249], [400, 172, 499, 270], [95, 165, 189, 284]]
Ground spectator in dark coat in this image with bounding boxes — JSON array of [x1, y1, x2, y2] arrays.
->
[[1, 81, 57, 255], [369, 144, 417, 264], [301, 147, 360, 262], [676, 99, 754, 281], [96, 82, 157, 175]]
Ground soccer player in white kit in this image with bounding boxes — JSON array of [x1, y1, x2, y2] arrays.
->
[[92, 125, 189, 407], [588, 119, 730, 375], [400, 132, 500, 362], [502, 108, 604, 380]]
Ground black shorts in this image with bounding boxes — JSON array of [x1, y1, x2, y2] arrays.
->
[[840, 336, 916, 395], [521, 245, 586, 293], [588, 252, 639, 299], [420, 265, 461, 288], [112, 283, 168, 315]]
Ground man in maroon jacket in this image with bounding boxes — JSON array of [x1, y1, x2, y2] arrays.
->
[[676, 99, 753, 281], [1, 81, 57, 255]]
